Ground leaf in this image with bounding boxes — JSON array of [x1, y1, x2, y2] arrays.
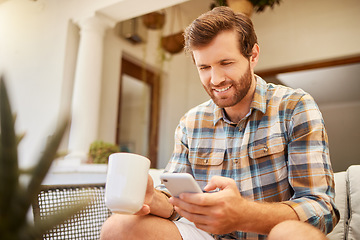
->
[[0, 76, 19, 219], [30, 196, 92, 238], [15, 116, 70, 223], [16, 132, 26, 146]]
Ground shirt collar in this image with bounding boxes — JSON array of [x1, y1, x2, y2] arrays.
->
[[212, 75, 267, 126], [251, 75, 267, 115]]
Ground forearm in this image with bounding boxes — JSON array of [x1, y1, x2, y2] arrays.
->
[[149, 189, 174, 219], [239, 201, 299, 235]]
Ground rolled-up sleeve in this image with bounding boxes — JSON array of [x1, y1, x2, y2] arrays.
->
[[283, 94, 340, 233]]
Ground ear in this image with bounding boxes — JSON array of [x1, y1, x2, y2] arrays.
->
[[249, 43, 260, 69]]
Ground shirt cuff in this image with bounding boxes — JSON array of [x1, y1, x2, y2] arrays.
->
[[281, 200, 320, 224]]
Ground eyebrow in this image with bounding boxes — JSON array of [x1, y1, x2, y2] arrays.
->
[[219, 58, 235, 63], [196, 63, 209, 68]]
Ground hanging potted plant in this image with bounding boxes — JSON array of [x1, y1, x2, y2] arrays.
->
[[142, 11, 166, 30], [161, 31, 184, 54], [211, 0, 282, 17], [161, 6, 185, 54]]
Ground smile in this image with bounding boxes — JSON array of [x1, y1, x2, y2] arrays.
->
[[214, 85, 231, 92]]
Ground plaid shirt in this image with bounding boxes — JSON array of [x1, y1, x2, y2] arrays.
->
[[163, 77, 339, 239]]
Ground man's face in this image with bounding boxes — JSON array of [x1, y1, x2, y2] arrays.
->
[[193, 30, 254, 109]]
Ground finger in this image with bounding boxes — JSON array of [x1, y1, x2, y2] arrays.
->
[[178, 192, 211, 206], [178, 190, 223, 207], [171, 196, 208, 215], [204, 176, 236, 192], [203, 179, 218, 192], [173, 205, 210, 226], [134, 204, 151, 216], [146, 175, 154, 191]]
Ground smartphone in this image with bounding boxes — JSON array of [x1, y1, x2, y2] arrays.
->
[[160, 173, 203, 197]]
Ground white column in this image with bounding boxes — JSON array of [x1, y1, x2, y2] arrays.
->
[[66, 15, 115, 163]]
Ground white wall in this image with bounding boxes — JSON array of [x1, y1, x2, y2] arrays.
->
[[251, 0, 360, 71], [319, 102, 360, 172], [0, 0, 74, 167]]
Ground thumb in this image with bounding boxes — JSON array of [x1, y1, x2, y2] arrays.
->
[[135, 204, 151, 216], [204, 176, 236, 192]]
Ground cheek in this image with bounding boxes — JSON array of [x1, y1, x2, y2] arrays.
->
[[226, 67, 241, 79], [198, 71, 211, 86]]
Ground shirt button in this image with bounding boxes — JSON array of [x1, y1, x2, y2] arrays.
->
[[204, 159, 209, 164], [263, 146, 268, 152], [234, 160, 238, 164]]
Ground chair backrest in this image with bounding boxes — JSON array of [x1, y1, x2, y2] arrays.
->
[[33, 184, 111, 240], [327, 165, 360, 240]]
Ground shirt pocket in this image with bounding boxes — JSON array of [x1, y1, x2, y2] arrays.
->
[[188, 138, 225, 166], [248, 136, 286, 160]]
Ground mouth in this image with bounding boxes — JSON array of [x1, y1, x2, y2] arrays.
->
[[213, 85, 232, 93]]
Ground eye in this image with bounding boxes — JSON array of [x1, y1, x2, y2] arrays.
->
[[199, 66, 210, 70], [221, 61, 232, 66]]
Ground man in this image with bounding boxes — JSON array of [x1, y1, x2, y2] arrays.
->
[[100, 6, 339, 240]]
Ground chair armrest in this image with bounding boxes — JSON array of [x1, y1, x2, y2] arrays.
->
[[347, 165, 360, 239]]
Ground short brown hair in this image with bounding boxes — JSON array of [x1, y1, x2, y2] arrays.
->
[[184, 6, 258, 59]]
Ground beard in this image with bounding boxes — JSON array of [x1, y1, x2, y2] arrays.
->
[[203, 64, 253, 108]]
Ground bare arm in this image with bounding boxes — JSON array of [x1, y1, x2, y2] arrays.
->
[[135, 175, 174, 219], [170, 176, 298, 235]]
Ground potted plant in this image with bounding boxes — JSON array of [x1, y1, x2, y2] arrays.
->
[[211, 0, 282, 17], [0, 76, 90, 239], [160, 6, 185, 55], [88, 140, 119, 164]]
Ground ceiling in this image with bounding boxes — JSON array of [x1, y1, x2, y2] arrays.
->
[[97, 0, 189, 22]]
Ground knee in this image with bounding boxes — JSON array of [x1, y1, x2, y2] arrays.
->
[[268, 220, 327, 240], [100, 214, 139, 240]]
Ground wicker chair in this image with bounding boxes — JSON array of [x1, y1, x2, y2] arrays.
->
[[33, 184, 111, 240]]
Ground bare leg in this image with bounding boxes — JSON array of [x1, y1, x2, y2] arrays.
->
[[100, 214, 182, 240], [268, 220, 327, 240]]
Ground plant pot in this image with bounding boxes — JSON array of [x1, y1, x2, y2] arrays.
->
[[142, 12, 166, 30], [161, 31, 184, 54], [227, 0, 254, 17]]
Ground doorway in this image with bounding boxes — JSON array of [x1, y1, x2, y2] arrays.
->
[[116, 57, 160, 168]]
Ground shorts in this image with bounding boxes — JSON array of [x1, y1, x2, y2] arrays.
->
[[174, 218, 215, 240]]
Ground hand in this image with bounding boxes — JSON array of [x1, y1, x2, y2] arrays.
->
[[169, 176, 250, 234], [134, 174, 155, 216]]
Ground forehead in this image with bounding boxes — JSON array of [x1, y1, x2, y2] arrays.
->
[[192, 30, 243, 65]]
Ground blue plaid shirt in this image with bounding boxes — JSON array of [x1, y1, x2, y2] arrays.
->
[[163, 77, 339, 239]]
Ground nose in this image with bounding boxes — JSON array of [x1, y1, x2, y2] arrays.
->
[[210, 67, 225, 86]]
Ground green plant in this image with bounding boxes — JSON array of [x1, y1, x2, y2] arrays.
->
[[210, 0, 227, 9], [88, 140, 119, 164], [211, 0, 282, 13], [0, 76, 90, 240]]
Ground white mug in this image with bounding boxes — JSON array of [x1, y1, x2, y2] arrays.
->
[[105, 152, 150, 214]]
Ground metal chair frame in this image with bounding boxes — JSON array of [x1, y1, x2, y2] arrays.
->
[[33, 183, 111, 240]]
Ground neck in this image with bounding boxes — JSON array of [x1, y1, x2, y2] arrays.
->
[[224, 76, 256, 123]]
